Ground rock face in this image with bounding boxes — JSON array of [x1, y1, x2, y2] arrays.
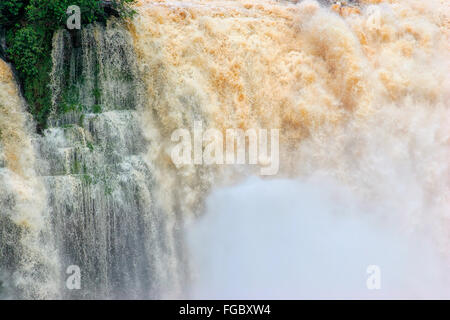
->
[[0, 27, 7, 62]]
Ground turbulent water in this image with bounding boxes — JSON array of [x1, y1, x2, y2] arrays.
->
[[0, 0, 449, 299], [0, 60, 60, 299]]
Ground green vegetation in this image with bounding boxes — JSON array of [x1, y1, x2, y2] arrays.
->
[[86, 141, 94, 152], [71, 157, 81, 174], [79, 113, 85, 126], [93, 87, 101, 101], [61, 84, 82, 114], [81, 174, 93, 185], [0, 0, 136, 132], [104, 184, 113, 196], [92, 104, 102, 114]]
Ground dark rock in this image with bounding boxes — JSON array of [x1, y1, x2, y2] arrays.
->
[[0, 26, 8, 62], [101, 0, 120, 17]]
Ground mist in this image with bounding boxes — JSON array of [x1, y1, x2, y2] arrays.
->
[[187, 177, 449, 299]]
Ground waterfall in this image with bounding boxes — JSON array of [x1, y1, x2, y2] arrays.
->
[[131, 0, 449, 297], [131, 0, 449, 248], [0, 0, 449, 299], [39, 19, 186, 299], [1, 19, 186, 299], [0, 59, 60, 299]]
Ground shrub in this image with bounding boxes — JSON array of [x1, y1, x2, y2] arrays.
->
[[0, 0, 26, 26], [0, 0, 136, 131]]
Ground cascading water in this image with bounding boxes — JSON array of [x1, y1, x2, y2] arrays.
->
[[130, 0, 449, 298], [37, 19, 186, 299], [0, 60, 59, 299], [1, 18, 186, 299], [0, 0, 449, 299]]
